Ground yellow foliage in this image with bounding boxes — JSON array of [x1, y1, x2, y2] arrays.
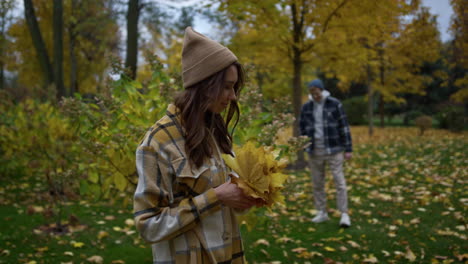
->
[[222, 141, 289, 207], [6, 1, 119, 93], [450, 85, 468, 103]]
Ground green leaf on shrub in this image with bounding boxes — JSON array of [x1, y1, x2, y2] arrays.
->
[[114, 174, 127, 191], [89, 171, 99, 184]]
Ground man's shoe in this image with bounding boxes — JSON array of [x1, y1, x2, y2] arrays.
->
[[311, 211, 329, 223], [339, 213, 351, 227]]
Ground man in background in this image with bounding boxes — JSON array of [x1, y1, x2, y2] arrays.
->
[[299, 79, 353, 227]]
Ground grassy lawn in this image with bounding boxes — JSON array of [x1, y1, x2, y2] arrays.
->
[[1, 126, 466, 263]]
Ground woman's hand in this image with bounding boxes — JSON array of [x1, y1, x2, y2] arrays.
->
[[214, 181, 258, 210]]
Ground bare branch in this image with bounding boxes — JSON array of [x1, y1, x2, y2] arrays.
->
[[322, 0, 349, 34]]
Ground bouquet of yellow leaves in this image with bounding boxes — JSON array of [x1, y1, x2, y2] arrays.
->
[[222, 141, 289, 207]]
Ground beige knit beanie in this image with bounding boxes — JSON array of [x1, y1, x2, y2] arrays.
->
[[182, 27, 238, 89]]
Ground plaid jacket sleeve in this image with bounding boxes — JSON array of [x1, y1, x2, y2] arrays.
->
[[133, 140, 222, 243], [336, 102, 353, 152]]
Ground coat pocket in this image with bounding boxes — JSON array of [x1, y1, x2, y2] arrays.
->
[[171, 157, 209, 179]]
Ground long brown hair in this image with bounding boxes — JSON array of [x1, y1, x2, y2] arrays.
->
[[174, 62, 245, 168]]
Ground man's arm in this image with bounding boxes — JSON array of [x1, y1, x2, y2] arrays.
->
[[336, 102, 352, 153]]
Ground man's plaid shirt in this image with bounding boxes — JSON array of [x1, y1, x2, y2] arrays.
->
[[133, 104, 245, 264], [299, 96, 353, 155]]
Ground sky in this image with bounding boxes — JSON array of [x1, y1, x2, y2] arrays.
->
[[421, 0, 454, 42]]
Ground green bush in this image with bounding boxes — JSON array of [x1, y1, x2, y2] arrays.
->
[[404, 110, 424, 126], [414, 115, 432, 135], [342, 96, 367, 125], [436, 105, 467, 132]]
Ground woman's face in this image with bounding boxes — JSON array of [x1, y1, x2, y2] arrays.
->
[[208, 65, 238, 113]]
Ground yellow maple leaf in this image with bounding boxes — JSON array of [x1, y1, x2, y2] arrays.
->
[[71, 241, 85, 248], [324, 246, 336, 252]]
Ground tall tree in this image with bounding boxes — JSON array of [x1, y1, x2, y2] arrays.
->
[[8, 0, 120, 95], [24, 0, 54, 89], [213, 0, 351, 165], [0, 0, 15, 90], [53, 0, 65, 99], [174, 7, 194, 32], [68, 0, 78, 95], [125, 0, 141, 80], [448, 0, 468, 102], [315, 1, 440, 131], [215, 1, 350, 135]]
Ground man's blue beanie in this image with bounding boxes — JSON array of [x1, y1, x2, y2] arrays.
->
[[307, 79, 324, 90]]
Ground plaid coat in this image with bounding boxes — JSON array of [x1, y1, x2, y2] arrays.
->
[[133, 104, 245, 264], [299, 96, 352, 155]]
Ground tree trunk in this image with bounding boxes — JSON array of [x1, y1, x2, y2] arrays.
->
[[293, 48, 304, 165], [367, 64, 374, 136], [53, 0, 65, 99], [69, 30, 77, 95], [379, 95, 385, 127], [0, 32, 4, 90], [125, 0, 140, 80], [69, 0, 78, 95], [255, 71, 264, 96], [379, 49, 385, 127], [24, 0, 54, 88], [291, 2, 305, 167], [0, 57, 3, 90], [0, 16, 4, 90]]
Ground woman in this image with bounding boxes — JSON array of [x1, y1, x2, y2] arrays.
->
[[133, 27, 258, 263]]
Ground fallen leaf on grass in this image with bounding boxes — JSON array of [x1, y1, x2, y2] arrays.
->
[[297, 251, 323, 259], [87, 255, 103, 263], [363, 254, 378, 263], [347, 240, 360, 248], [71, 241, 85, 248], [124, 219, 135, 226], [105, 215, 115, 221], [98, 231, 109, 240], [69, 224, 87, 233], [381, 250, 390, 257], [111, 261, 125, 264], [27, 205, 44, 214], [253, 239, 270, 247], [291, 247, 307, 253], [63, 251, 74, 256], [405, 247, 417, 262], [456, 253, 468, 261], [35, 246, 48, 252], [324, 246, 336, 252], [276, 237, 294, 243], [260, 249, 270, 258]]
